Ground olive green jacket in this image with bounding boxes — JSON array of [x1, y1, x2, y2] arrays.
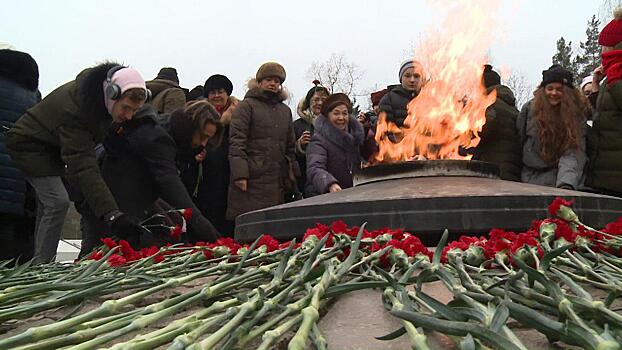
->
[[7, 64, 119, 218]]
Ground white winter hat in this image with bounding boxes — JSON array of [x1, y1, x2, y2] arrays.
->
[[580, 76, 593, 90]]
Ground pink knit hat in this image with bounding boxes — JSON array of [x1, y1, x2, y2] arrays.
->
[[104, 67, 147, 114]]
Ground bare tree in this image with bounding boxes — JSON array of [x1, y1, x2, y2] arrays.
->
[[503, 71, 533, 111], [306, 53, 363, 97], [600, 0, 622, 22]]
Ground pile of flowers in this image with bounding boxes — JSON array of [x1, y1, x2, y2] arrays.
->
[[1, 197, 622, 349], [90, 198, 622, 272]]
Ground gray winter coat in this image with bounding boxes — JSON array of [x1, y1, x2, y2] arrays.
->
[[306, 115, 364, 196], [517, 100, 587, 189]]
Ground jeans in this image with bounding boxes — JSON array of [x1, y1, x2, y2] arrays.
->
[[26, 176, 70, 264]]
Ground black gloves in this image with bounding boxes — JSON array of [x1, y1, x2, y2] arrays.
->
[[108, 212, 143, 247]]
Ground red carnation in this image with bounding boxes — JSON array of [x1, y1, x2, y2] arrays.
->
[[203, 249, 214, 260], [170, 225, 183, 239], [107, 254, 127, 267], [118, 240, 140, 261], [256, 234, 280, 252], [551, 219, 577, 243], [101, 237, 117, 249], [370, 242, 383, 253], [140, 246, 160, 259], [89, 250, 104, 261], [303, 223, 334, 247], [483, 229, 515, 259], [510, 233, 539, 254], [330, 220, 349, 235], [392, 229, 406, 241], [603, 217, 622, 236], [548, 197, 573, 216], [400, 236, 431, 259], [214, 237, 242, 254], [181, 208, 193, 220], [548, 197, 578, 222]]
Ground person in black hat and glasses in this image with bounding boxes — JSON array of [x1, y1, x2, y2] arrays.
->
[[517, 64, 590, 190]]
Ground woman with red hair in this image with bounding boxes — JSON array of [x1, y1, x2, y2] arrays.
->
[[517, 65, 589, 190]]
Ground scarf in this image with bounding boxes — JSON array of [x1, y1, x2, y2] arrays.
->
[[602, 49, 622, 86]]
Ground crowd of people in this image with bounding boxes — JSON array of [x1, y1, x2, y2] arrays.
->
[[2, 12, 622, 264]]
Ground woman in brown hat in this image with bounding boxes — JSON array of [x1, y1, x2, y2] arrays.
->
[[227, 62, 300, 221], [306, 93, 365, 196]]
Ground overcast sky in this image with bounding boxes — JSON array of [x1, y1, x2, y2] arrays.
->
[[1, 0, 608, 109]]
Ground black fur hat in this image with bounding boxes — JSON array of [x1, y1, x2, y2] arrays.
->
[[203, 74, 233, 96], [0, 49, 39, 91]]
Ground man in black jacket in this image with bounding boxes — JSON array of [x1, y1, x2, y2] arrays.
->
[[79, 101, 221, 255]]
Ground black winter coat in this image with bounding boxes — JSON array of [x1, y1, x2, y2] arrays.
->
[[471, 85, 523, 181], [101, 106, 219, 242], [182, 125, 233, 236], [306, 115, 365, 196], [587, 76, 622, 195], [293, 104, 317, 195], [378, 85, 417, 127]]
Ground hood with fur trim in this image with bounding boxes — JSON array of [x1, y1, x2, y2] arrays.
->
[[220, 95, 239, 126], [296, 98, 319, 127], [75, 61, 121, 119], [244, 79, 289, 104]]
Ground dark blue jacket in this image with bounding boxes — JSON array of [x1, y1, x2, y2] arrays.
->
[[0, 77, 39, 215]]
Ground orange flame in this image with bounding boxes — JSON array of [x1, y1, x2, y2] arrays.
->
[[374, 0, 499, 163]]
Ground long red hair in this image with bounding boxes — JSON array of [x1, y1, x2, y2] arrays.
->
[[531, 85, 587, 164]]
